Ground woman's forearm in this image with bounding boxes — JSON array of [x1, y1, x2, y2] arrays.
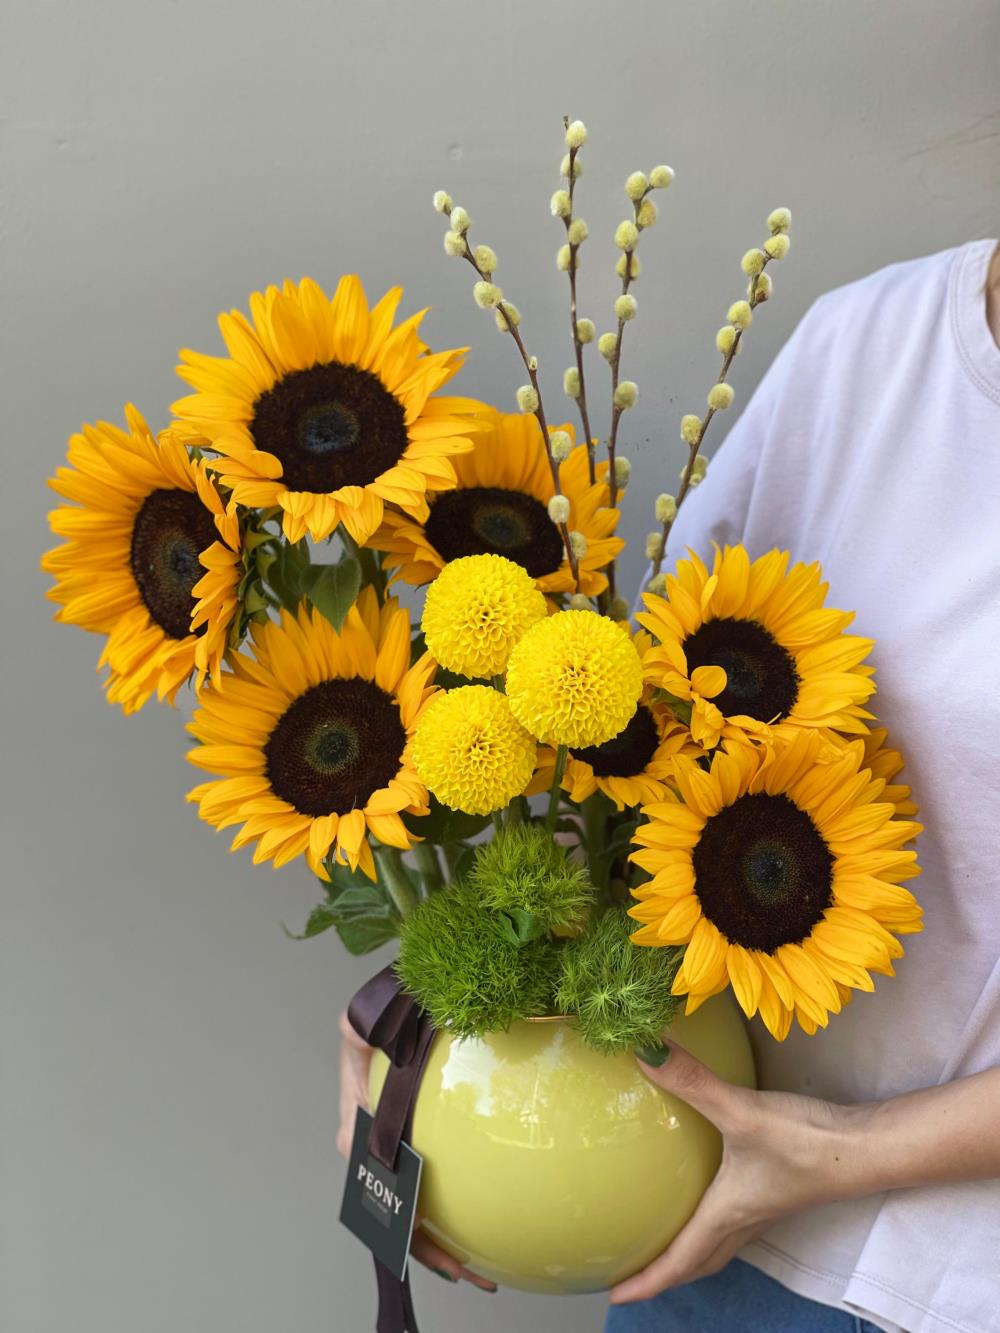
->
[[850, 1067, 1000, 1195]]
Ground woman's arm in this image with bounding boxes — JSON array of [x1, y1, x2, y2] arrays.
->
[[609, 1040, 1000, 1305]]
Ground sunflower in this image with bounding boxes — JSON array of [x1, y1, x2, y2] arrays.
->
[[172, 276, 478, 545], [530, 630, 701, 810], [638, 546, 876, 750], [370, 410, 623, 598], [629, 730, 923, 1038], [42, 406, 242, 714], [833, 727, 919, 819], [186, 591, 435, 881]]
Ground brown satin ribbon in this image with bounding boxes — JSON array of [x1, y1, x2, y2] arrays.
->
[[348, 965, 436, 1333]]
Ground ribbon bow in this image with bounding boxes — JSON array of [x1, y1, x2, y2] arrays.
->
[[347, 965, 437, 1333]]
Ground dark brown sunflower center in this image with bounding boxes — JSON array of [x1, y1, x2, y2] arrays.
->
[[129, 488, 218, 639], [250, 362, 408, 494], [571, 704, 659, 777], [424, 486, 566, 578], [683, 617, 799, 722], [692, 792, 833, 951], [264, 678, 407, 817]]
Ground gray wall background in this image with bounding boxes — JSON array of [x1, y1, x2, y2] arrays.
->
[[4, 2, 998, 1330]]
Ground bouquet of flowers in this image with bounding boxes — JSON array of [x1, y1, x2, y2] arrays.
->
[[43, 118, 922, 1303]]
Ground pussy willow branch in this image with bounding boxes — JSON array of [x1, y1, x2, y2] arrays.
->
[[452, 221, 582, 592], [649, 258, 774, 582], [606, 191, 646, 512], [561, 131, 597, 487], [599, 188, 648, 610]]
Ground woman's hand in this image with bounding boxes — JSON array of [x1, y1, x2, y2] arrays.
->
[[609, 1039, 877, 1305], [337, 1010, 498, 1292], [610, 1039, 1000, 1305]]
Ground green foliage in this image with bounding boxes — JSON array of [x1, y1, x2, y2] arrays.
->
[[304, 557, 362, 630], [468, 826, 593, 933], [401, 795, 492, 845], [555, 907, 683, 1055], [264, 537, 312, 608], [285, 860, 400, 955], [395, 882, 557, 1038]]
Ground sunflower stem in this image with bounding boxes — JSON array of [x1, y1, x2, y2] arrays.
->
[[376, 845, 420, 917], [544, 746, 569, 837], [412, 843, 445, 894], [581, 790, 614, 893]]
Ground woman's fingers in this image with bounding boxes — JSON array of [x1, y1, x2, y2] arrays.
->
[[608, 1184, 731, 1303], [636, 1040, 755, 1134], [411, 1229, 498, 1291], [336, 1009, 372, 1159]]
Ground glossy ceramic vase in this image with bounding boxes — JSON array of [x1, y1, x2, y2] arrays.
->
[[369, 993, 755, 1294]]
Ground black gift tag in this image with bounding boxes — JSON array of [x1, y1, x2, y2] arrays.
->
[[340, 1107, 423, 1281]]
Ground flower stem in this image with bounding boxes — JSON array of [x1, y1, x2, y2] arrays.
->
[[412, 843, 445, 893], [375, 846, 420, 918], [545, 745, 569, 836], [561, 127, 596, 486]]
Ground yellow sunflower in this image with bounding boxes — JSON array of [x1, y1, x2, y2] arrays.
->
[[629, 730, 923, 1039], [186, 591, 436, 881], [529, 631, 701, 810], [42, 405, 242, 714], [172, 276, 478, 545], [831, 727, 919, 819], [638, 546, 876, 750], [370, 410, 623, 598]]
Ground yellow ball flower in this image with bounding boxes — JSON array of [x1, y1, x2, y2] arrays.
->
[[421, 553, 547, 679], [506, 610, 643, 748], [412, 685, 536, 815]]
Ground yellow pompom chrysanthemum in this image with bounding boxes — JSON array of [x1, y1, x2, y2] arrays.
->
[[412, 685, 536, 815], [506, 610, 643, 748], [421, 553, 547, 679]]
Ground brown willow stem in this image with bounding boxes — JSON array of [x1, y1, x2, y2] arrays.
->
[[562, 133, 597, 486], [599, 191, 648, 610], [453, 223, 582, 592], [650, 257, 774, 580]]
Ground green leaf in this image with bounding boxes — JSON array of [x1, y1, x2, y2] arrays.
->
[[323, 857, 377, 898], [243, 584, 269, 615], [497, 907, 548, 948], [653, 690, 693, 727], [266, 539, 310, 609], [285, 882, 400, 955], [402, 795, 492, 844], [305, 558, 362, 631]]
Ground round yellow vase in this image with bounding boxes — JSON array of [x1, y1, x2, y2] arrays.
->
[[369, 993, 754, 1294]]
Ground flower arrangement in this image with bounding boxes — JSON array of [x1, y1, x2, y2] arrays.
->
[[44, 116, 923, 1065]]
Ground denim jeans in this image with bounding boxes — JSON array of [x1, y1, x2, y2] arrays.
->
[[605, 1259, 884, 1333]]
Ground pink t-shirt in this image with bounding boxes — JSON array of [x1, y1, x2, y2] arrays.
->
[[657, 238, 1000, 1333]]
